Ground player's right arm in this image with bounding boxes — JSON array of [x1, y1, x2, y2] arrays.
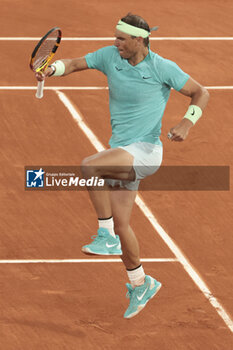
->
[[35, 57, 89, 81], [54, 57, 89, 75]]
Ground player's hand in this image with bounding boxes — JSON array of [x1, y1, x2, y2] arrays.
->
[[168, 118, 193, 142], [35, 66, 54, 81]]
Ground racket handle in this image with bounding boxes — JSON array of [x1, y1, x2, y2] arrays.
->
[[36, 80, 45, 99]]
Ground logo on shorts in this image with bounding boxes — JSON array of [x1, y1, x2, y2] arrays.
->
[[26, 168, 45, 188]]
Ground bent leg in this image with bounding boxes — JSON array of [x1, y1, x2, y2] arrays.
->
[[81, 148, 135, 218]]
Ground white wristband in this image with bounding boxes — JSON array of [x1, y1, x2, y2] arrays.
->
[[51, 60, 65, 76], [183, 105, 202, 125]]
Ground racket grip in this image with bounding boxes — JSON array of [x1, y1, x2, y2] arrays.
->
[[36, 80, 45, 99]]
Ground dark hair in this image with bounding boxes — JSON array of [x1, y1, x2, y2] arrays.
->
[[121, 13, 150, 47]]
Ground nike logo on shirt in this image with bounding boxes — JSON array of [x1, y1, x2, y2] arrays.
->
[[115, 66, 123, 71], [143, 76, 152, 79]]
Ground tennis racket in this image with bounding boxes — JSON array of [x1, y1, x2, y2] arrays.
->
[[29, 27, 62, 99]]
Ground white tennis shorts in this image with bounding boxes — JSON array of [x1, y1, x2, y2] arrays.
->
[[106, 141, 163, 191]]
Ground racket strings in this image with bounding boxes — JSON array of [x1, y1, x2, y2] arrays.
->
[[33, 30, 60, 70]]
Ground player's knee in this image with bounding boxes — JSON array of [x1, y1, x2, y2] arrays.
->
[[81, 157, 97, 177]]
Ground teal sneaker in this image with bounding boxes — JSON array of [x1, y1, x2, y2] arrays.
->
[[124, 275, 162, 319], [82, 228, 122, 255]]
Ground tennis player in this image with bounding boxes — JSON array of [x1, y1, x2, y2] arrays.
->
[[36, 13, 209, 319]]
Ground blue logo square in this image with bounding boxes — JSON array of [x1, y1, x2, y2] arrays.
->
[[26, 168, 45, 188]]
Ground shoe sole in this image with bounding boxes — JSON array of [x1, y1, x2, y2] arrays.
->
[[124, 282, 162, 319], [82, 247, 122, 256]]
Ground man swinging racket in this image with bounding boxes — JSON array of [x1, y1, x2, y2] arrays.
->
[[35, 13, 209, 319]]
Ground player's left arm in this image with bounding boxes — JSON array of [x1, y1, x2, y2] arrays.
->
[[169, 77, 210, 141]]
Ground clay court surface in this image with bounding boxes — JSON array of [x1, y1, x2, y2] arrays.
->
[[0, 0, 233, 349]]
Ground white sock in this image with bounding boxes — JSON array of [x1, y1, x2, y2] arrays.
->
[[127, 265, 145, 287], [98, 217, 116, 238]]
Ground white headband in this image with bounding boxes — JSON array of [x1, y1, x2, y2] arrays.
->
[[116, 20, 150, 38]]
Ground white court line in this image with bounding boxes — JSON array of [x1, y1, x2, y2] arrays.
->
[[0, 86, 108, 90], [0, 258, 177, 264], [57, 90, 105, 152], [56, 90, 233, 333], [0, 37, 233, 41], [0, 86, 233, 90]]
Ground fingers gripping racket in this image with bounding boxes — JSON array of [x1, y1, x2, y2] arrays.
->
[[29, 27, 62, 99]]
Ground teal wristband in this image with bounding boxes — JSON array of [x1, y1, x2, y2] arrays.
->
[[183, 105, 202, 125]]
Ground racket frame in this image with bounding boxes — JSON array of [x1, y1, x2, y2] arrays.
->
[[29, 27, 62, 73]]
